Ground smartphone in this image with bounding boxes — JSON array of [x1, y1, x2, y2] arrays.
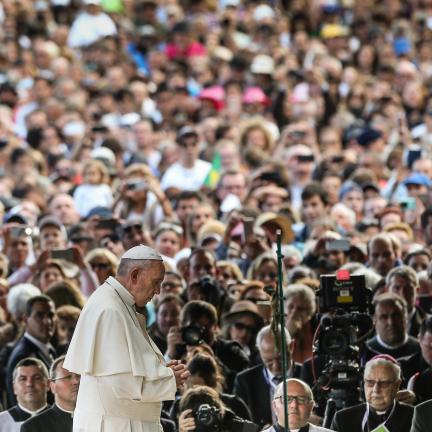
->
[[399, 197, 416, 211], [325, 239, 351, 252], [95, 218, 119, 231], [403, 146, 422, 169], [243, 217, 254, 240], [51, 249, 75, 262]]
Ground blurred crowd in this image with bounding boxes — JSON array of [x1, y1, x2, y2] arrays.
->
[[1, 0, 432, 430]]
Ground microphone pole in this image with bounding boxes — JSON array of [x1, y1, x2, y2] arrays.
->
[[276, 230, 290, 432]]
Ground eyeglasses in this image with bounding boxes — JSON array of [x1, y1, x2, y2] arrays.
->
[[233, 322, 255, 333], [274, 395, 311, 405], [51, 374, 79, 382], [90, 262, 110, 270], [364, 379, 397, 389]]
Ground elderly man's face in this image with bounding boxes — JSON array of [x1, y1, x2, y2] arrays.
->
[[364, 364, 400, 412], [369, 239, 395, 276], [130, 261, 165, 306], [374, 302, 407, 346], [259, 332, 293, 377], [273, 380, 314, 429]]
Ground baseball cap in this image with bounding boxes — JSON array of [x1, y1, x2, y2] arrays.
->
[[403, 173, 432, 188]]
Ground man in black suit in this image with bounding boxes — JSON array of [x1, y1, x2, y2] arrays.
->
[[331, 355, 414, 432], [365, 293, 420, 361], [410, 399, 432, 432], [21, 355, 79, 432], [0, 358, 49, 431], [234, 324, 301, 429], [6, 295, 57, 407]]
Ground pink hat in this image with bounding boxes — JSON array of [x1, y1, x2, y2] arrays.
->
[[199, 86, 225, 111], [242, 87, 270, 105]]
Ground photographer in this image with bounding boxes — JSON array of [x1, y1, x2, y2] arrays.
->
[[166, 300, 249, 392], [178, 386, 258, 432], [302, 232, 348, 275], [184, 248, 233, 317]]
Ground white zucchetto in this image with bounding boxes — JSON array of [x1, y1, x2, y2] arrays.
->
[[121, 245, 163, 261]]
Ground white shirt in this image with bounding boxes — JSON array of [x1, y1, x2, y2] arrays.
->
[[67, 11, 117, 48], [160, 160, 211, 191]]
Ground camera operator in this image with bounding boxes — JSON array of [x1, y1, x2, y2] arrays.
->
[[165, 300, 249, 392], [178, 385, 259, 432], [184, 248, 233, 317], [331, 355, 414, 432]]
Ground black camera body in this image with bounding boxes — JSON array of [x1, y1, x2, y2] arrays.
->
[[195, 404, 222, 432], [181, 324, 206, 346], [315, 272, 373, 415]]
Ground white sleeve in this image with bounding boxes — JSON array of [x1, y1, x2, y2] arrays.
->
[[98, 371, 176, 403]]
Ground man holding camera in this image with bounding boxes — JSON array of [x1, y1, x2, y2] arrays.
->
[[331, 355, 413, 432], [166, 300, 249, 392], [264, 378, 333, 432], [64, 245, 190, 431]]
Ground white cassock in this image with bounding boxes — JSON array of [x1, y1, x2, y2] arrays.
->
[[64, 276, 176, 432]]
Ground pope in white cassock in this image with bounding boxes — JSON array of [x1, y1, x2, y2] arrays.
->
[[64, 245, 189, 431]]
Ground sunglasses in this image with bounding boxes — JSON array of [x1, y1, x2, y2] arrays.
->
[[233, 322, 256, 332]]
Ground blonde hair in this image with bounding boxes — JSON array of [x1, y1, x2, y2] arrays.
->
[[83, 159, 109, 184]]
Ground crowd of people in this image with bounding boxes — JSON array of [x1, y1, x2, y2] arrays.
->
[[1, 0, 432, 430]]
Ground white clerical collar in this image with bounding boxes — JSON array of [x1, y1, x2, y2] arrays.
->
[[18, 403, 47, 416], [24, 332, 52, 359], [377, 334, 408, 350], [107, 276, 135, 307], [55, 403, 74, 416]]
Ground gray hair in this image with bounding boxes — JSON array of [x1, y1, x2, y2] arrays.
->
[[386, 265, 419, 288], [283, 284, 316, 317], [274, 378, 314, 401], [364, 357, 401, 381], [7, 284, 41, 320], [13, 357, 49, 382], [50, 355, 66, 380], [257, 324, 291, 349]]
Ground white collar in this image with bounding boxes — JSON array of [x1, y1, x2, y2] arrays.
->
[[55, 403, 74, 416], [376, 334, 408, 350], [106, 276, 135, 307], [18, 403, 47, 416]]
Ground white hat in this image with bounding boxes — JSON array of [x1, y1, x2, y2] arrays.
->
[[83, 0, 101, 5], [253, 4, 275, 21], [122, 245, 163, 261], [91, 146, 116, 165], [250, 54, 274, 75]]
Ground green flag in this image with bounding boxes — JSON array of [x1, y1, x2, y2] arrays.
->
[[204, 152, 222, 189]]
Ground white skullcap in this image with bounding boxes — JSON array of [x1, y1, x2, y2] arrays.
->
[[121, 245, 163, 261]]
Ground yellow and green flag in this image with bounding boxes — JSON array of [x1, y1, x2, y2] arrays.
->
[[204, 152, 222, 189]]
